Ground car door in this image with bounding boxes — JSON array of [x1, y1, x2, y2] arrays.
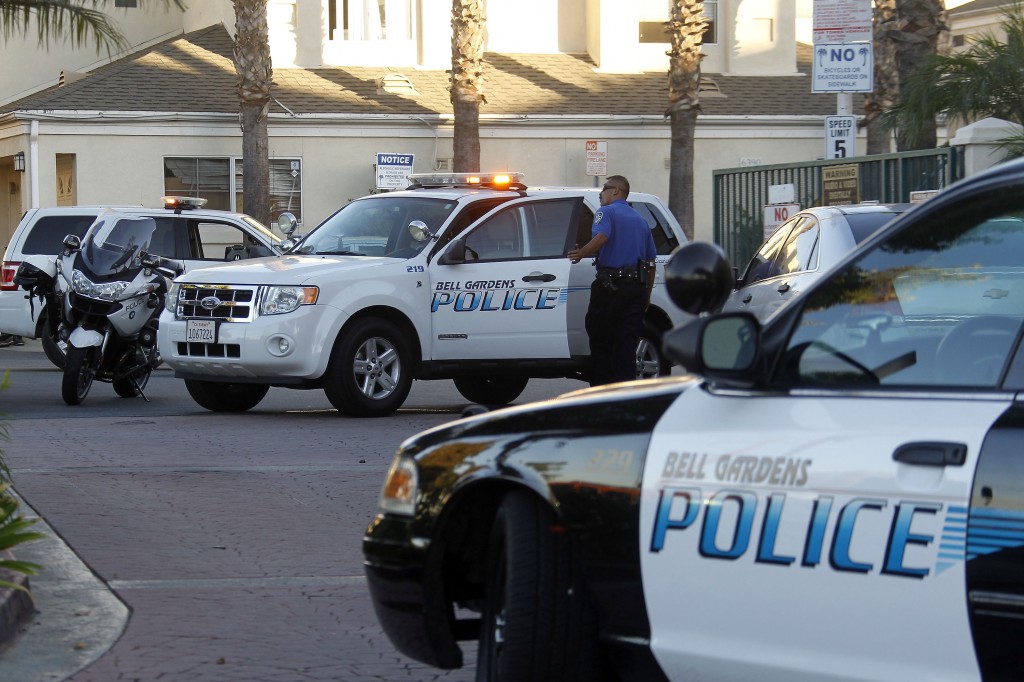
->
[[639, 197, 1024, 680], [430, 197, 580, 360]]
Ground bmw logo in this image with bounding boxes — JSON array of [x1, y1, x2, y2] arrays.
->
[[200, 296, 222, 311]]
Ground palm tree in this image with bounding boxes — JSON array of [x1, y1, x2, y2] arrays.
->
[[888, 0, 948, 150], [885, 5, 1024, 158], [232, 0, 272, 227], [864, 0, 899, 154], [666, 0, 707, 242], [450, 0, 485, 173], [0, 0, 183, 54]]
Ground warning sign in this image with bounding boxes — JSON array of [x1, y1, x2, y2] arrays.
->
[[586, 140, 607, 177], [375, 152, 415, 190], [822, 164, 860, 205]]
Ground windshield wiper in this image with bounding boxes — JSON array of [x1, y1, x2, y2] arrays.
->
[[315, 250, 366, 256]]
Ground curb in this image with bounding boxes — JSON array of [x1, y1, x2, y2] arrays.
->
[[0, 556, 34, 652]]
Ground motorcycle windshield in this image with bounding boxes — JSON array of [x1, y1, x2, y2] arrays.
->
[[80, 214, 157, 276]]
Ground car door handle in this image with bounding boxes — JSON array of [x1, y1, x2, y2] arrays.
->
[[777, 283, 791, 293], [893, 442, 967, 467], [742, 294, 752, 303], [522, 272, 556, 283]]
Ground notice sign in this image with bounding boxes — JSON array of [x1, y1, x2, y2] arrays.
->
[[763, 203, 801, 240], [825, 115, 857, 159], [813, 0, 872, 44], [375, 152, 415, 190], [822, 164, 860, 205], [813, 44, 873, 93], [586, 140, 607, 177]]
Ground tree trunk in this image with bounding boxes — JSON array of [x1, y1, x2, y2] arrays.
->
[[892, 0, 947, 150], [233, 0, 272, 225], [666, 0, 706, 242], [451, 0, 486, 173], [865, 0, 898, 154]]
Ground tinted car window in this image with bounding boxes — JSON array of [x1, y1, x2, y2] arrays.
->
[[775, 216, 820, 276], [742, 216, 798, 285], [779, 207, 1024, 389], [845, 212, 904, 244], [21, 215, 97, 254], [631, 202, 681, 255]]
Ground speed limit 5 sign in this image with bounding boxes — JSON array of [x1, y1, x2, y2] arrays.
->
[[825, 115, 857, 159]]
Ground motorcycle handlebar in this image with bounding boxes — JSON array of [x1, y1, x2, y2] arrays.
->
[[140, 252, 185, 278]]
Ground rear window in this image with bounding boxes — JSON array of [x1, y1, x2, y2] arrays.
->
[[21, 215, 98, 255], [846, 212, 903, 245]]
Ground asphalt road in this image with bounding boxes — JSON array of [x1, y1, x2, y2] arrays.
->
[[0, 341, 586, 681]]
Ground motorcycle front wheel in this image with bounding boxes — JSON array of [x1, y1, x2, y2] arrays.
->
[[62, 345, 99, 405]]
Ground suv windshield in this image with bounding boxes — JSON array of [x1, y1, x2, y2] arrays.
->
[[294, 196, 458, 258]]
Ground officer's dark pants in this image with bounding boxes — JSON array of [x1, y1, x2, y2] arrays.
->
[[586, 277, 646, 386]]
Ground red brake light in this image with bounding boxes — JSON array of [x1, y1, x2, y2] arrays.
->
[[1, 261, 21, 291]]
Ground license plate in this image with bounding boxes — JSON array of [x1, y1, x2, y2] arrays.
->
[[186, 319, 217, 344]]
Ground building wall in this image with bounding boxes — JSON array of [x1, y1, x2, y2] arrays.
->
[[2, 116, 831, 248]]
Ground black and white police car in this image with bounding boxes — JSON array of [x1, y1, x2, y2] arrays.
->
[[363, 157, 1024, 681]]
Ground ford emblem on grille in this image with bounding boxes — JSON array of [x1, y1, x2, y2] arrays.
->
[[200, 296, 222, 311]]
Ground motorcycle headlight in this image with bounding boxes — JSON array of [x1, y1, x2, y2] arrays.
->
[[260, 286, 318, 315], [71, 270, 129, 301], [379, 455, 418, 516], [164, 282, 180, 313]]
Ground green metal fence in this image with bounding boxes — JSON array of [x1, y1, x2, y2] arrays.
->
[[712, 148, 964, 268]]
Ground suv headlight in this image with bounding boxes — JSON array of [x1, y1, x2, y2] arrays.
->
[[379, 455, 418, 516], [261, 286, 318, 315], [164, 282, 180, 313], [71, 270, 129, 301]]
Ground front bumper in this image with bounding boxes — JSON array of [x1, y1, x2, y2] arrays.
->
[[362, 513, 464, 669], [157, 304, 346, 380]]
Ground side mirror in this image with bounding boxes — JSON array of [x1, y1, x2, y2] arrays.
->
[[409, 220, 432, 242], [665, 242, 734, 315], [277, 212, 299, 237], [63, 234, 82, 252], [663, 311, 761, 386], [437, 237, 467, 265]]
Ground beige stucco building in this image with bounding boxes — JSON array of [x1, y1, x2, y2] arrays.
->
[[2, 0, 863, 247]]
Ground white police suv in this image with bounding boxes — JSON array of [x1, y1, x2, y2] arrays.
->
[[363, 158, 1024, 681], [158, 173, 688, 415]]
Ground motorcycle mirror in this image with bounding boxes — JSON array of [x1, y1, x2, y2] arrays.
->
[[63, 234, 81, 251], [409, 220, 432, 242], [278, 212, 299, 237]]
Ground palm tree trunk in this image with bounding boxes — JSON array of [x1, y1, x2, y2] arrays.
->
[[233, 0, 272, 225], [666, 0, 706, 242], [865, 0, 898, 154], [450, 0, 486, 173], [892, 0, 947, 150]]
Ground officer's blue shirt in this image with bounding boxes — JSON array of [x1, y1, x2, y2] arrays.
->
[[592, 199, 656, 268]]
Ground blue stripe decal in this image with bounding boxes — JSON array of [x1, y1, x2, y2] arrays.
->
[[966, 507, 1024, 561]]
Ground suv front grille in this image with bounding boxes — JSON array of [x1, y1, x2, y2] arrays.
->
[[175, 284, 258, 322]]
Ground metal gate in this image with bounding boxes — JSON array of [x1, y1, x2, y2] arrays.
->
[[713, 148, 964, 268]]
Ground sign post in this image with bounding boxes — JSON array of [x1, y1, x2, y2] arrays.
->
[[375, 152, 415, 190]]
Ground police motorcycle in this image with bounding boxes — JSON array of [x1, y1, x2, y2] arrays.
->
[[14, 211, 184, 405]]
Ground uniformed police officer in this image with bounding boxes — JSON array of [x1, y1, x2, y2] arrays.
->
[[568, 175, 656, 385]]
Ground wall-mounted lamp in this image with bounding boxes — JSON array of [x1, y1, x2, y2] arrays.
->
[[13, 151, 25, 172]]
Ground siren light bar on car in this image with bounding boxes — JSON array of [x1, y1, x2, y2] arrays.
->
[[406, 172, 526, 191], [162, 196, 209, 212]]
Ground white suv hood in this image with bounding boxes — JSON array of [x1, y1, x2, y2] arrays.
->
[[177, 255, 399, 285]]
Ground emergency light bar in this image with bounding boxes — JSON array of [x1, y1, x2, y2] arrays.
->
[[163, 196, 209, 211], [406, 172, 526, 191]]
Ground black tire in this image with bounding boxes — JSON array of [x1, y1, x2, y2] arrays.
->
[[40, 311, 66, 370], [453, 376, 528, 406], [62, 345, 98, 405], [323, 318, 413, 417], [185, 379, 269, 412], [476, 491, 604, 682], [636, 322, 671, 379]]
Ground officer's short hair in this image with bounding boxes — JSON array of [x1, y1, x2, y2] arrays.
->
[[607, 174, 630, 197]]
